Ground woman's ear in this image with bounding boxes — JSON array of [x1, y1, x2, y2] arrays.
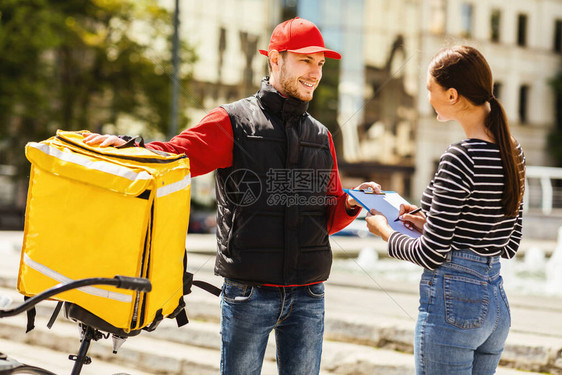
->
[[448, 88, 459, 104]]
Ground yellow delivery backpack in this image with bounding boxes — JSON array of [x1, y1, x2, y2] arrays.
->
[[17, 130, 212, 335]]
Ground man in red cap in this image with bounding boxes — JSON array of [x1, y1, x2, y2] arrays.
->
[[84, 17, 378, 374]]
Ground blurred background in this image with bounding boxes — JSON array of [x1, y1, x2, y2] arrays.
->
[[1, 0, 561, 238]]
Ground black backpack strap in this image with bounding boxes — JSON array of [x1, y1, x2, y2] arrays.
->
[[116, 135, 145, 148], [172, 271, 219, 328], [183, 270, 194, 296], [47, 301, 64, 329], [24, 297, 35, 333], [158, 252, 221, 330], [193, 279, 222, 296], [183, 271, 221, 297], [181, 250, 221, 297], [175, 307, 189, 327], [144, 309, 164, 332], [167, 297, 189, 328]]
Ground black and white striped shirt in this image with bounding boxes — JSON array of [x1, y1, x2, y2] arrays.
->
[[388, 139, 524, 270]]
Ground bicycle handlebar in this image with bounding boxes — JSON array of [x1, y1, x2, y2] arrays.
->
[[113, 275, 152, 292], [0, 276, 152, 318]]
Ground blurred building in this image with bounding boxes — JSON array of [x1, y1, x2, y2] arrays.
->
[[415, 0, 562, 196], [303, 0, 562, 200], [301, 0, 420, 197], [157, 0, 282, 208], [162, 0, 279, 122], [161, 0, 562, 202]]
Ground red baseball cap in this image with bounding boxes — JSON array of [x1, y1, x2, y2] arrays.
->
[[259, 17, 341, 60]]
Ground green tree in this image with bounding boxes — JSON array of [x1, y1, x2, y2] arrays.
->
[[0, 0, 195, 184]]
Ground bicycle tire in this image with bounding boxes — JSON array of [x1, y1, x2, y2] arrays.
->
[[1, 365, 57, 375]]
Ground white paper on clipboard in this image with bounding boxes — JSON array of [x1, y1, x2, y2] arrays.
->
[[344, 189, 422, 238]]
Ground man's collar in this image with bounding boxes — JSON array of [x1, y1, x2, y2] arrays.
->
[[257, 77, 309, 119]]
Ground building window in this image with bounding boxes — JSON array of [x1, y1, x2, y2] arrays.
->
[[554, 20, 562, 53], [519, 85, 529, 123], [429, 0, 446, 34], [493, 82, 502, 99], [461, 3, 474, 38], [517, 14, 528, 47], [490, 9, 501, 43]]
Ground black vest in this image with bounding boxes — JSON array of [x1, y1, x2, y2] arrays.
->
[[214, 78, 334, 285]]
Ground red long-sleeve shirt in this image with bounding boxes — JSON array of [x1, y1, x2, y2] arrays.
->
[[147, 107, 360, 235]]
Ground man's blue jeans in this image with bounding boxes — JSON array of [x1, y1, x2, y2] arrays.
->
[[414, 249, 511, 375], [219, 279, 325, 375]]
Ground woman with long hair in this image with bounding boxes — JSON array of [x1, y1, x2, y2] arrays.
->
[[366, 45, 525, 374]]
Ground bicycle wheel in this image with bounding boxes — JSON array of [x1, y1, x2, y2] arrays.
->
[[1, 365, 57, 375]]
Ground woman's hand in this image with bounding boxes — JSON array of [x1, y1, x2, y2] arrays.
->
[[346, 181, 382, 209], [397, 204, 426, 233], [365, 209, 394, 241]]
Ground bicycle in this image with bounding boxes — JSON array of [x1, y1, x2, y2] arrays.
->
[[0, 276, 152, 375]]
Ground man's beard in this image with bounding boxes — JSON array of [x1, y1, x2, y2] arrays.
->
[[278, 64, 313, 102]]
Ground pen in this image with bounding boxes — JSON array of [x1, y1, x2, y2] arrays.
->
[[394, 207, 422, 222]]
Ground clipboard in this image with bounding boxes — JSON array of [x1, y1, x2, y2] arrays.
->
[[344, 189, 422, 238]]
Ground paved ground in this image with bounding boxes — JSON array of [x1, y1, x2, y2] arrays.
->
[[1, 231, 561, 374]]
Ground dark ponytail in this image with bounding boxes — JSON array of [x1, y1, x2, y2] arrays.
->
[[429, 46, 525, 217], [486, 97, 525, 217]]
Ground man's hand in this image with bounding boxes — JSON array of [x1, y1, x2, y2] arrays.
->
[[82, 133, 126, 147], [365, 209, 394, 241], [346, 181, 382, 209]]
